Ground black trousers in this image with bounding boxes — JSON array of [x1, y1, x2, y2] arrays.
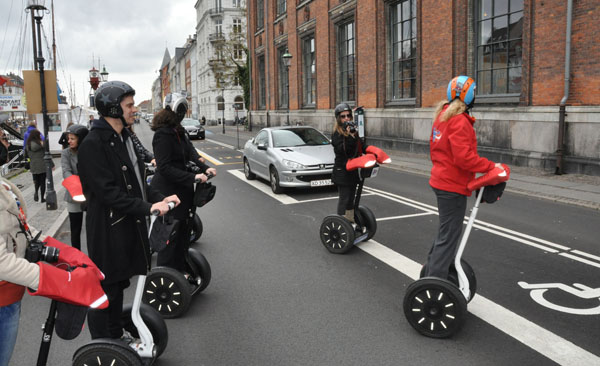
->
[[87, 279, 130, 339], [425, 188, 467, 279], [68, 212, 83, 250], [32, 173, 46, 198], [157, 215, 191, 272], [336, 184, 357, 215]]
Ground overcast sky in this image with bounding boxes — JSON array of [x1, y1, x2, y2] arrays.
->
[[0, 0, 197, 106]]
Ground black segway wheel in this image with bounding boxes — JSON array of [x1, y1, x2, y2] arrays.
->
[[73, 342, 142, 366], [403, 277, 468, 338], [185, 248, 212, 293], [419, 260, 477, 303], [143, 267, 192, 319], [121, 303, 169, 358], [190, 213, 203, 242], [319, 215, 355, 254], [356, 205, 377, 241]]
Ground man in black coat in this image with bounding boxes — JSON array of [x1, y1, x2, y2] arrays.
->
[[78, 81, 180, 341]]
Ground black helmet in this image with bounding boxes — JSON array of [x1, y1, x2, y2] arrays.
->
[[163, 93, 188, 123], [334, 103, 352, 119], [66, 124, 89, 143], [95, 81, 136, 118]]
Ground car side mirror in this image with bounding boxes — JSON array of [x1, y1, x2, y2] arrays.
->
[[257, 143, 267, 151]]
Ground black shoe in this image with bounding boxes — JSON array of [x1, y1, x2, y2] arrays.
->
[[41, 197, 46, 203], [33, 192, 38, 202]]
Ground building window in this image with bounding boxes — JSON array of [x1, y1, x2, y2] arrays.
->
[[302, 36, 316, 106], [258, 55, 266, 109], [217, 96, 225, 111], [337, 21, 355, 103], [389, 0, 416, 100], [277, 0, 286, 17], [215, 19, 222, 34], [278, 47, 289, 109], [234, 44, 244, 60], [476, 0, 523, 95], [233, 0, 242, 7], [233, 18, 242, 33], [256, 0, 264, 31]]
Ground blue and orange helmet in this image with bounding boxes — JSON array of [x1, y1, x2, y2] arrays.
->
[[447, 76, 476, 107]]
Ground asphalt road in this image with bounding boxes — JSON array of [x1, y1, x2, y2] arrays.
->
[[12, 121, 600, 365]]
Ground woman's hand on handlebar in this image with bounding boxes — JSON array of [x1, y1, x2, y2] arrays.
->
[[195, 173, 208, 183], [150, 201, 172, 216], [206, 167, 217, 177], [163, 195, 180, 206]]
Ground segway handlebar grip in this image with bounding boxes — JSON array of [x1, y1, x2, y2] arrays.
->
[[467, 164, 510, 191], [151, 201, 176, 216]]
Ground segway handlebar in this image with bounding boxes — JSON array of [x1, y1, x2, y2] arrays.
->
[[194, 172, 214, 183], [467, 164, 510, 191], [151, 201, 176, 217]]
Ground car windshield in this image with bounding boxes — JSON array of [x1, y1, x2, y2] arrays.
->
[[271, 128, 330, 147], [181, 119, 200, 127]]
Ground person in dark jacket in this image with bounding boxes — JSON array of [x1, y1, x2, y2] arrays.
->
[[0, 129, 9, 164], [151, 93, 216, 272], [22, 122, 43, 152], [425, 76, 503, 279], [25, 129, 53, 202], [78, 81, 180, 341], [331, 103, 369, 222]]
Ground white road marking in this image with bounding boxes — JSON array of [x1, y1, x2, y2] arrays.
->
[[206, 139, 235, 150], [228, 170, 298, 204], [376, 212, 436, 221], [357, 240, 600, 366]]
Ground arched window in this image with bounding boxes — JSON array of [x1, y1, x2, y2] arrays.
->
[[234, 95, 244, 110], [216, 96, 224, 111]]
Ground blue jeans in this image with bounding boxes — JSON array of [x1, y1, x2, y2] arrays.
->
[[0, 301, 21, 366]]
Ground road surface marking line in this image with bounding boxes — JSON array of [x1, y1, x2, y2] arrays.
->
[[196, 148, 223, 165], [356, 240, 600, 366], [570, 250, 600, 262], [206, 139, 235, 150], [229, 170, 298, 204], [291, 193, 376, 204], [559, 253, 600, 269], [377, 212, 436, 221], [365, 186, 579, 257]]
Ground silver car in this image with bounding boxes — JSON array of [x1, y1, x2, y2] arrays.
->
[[243, 126, 335, 193]]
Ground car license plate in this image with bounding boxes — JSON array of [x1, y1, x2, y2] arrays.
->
[[310, 179, 333, 187]]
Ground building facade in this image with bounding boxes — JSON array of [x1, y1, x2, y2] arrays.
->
[[195, 0, 247, 125], [247, 0, 600, 174]]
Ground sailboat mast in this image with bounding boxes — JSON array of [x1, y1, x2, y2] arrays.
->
[[52, 0, 57, 71]]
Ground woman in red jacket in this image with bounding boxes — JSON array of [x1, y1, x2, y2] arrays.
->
[[425, 76, 504, 279]]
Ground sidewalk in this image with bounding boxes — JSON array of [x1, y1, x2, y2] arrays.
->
[[208, 124, 600, 211]]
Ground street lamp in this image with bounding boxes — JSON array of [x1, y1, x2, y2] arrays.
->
[[282, 48, 292, 126], [100, 65, 109, 82], [26, 0, 57, 210]]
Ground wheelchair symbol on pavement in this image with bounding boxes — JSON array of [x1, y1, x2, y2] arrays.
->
[[518, 281, 600, 315]]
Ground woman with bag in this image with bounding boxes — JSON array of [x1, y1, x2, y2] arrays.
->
[[61, 124, 89, 250], [150, 93, 216, 272]]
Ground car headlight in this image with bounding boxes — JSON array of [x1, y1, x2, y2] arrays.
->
[[282, 159, 306, 170]]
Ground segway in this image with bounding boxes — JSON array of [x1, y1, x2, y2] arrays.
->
[[403, 165, 510, 338], [142, 175, 214, 318], [72, 203, 176, 365], [319, 148, 391, 254]]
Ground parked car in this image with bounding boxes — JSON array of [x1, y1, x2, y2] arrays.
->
[[243, 126, 335, 193], [181, 118, 206, 140]]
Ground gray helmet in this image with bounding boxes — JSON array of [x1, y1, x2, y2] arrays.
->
[[94, 81, 135, 118], [334, 103, 352, 119], [66, 124, 89, 143], [163, 93, 188, 123]]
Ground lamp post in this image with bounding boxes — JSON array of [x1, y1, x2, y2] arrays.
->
[[100, 65, 109, 83], [282, 49, 292, 126], [26, 0, 57, 210]]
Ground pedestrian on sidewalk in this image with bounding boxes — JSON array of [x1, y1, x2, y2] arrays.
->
[[78, 81, 180, 342], [57, 122, 74, 149], [331, 103, 369, 222], [0, 129, 9, 165], [22, 122, 43, 153], [25, 129, 53, 203], [424, 76, 504, 279], [150, 93, 216, 272], [61, 124, 89, 250]]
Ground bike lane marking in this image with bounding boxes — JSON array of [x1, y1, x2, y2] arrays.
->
[[357, 239, 600, 366], [228, 169, 298, 204]]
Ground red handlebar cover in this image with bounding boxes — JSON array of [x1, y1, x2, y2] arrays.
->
[[467, 164, 510, 191]]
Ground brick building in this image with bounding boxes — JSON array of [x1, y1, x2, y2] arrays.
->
[[247, 0, 600, 174]]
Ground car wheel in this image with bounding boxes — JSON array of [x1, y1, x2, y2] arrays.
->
[[244, 158, 256, 180], [270, 166, 283, 194]]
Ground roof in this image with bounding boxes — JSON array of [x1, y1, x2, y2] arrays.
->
[[160, 48, 171, 69]]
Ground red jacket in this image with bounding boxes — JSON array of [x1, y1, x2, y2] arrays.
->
[[429, 106, 495, 196]]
